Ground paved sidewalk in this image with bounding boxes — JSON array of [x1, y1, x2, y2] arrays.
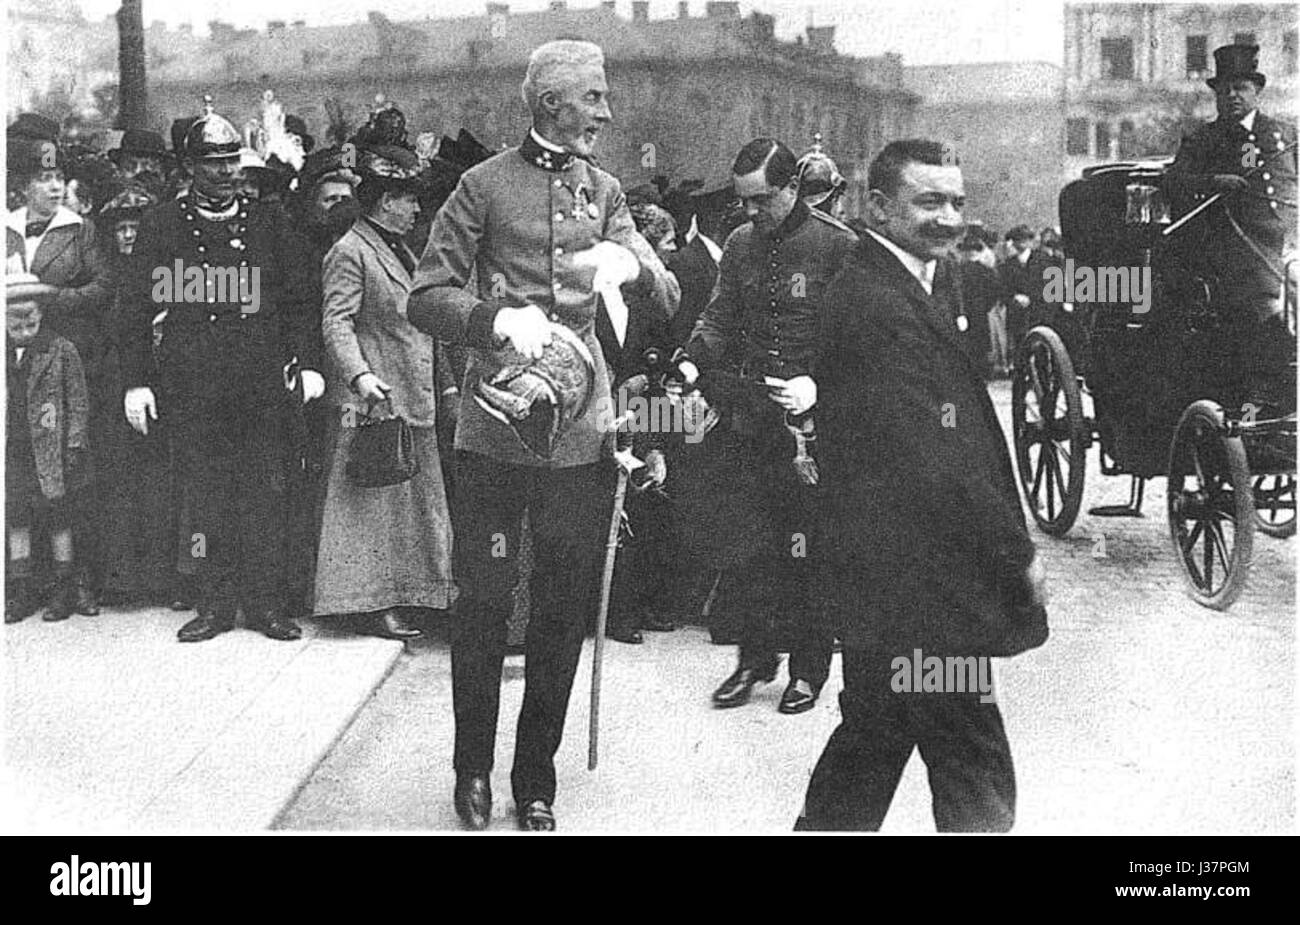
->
[[2, 608, 401, 833]]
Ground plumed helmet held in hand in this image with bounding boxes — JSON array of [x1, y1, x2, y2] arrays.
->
[[473, 324, 597, 460]]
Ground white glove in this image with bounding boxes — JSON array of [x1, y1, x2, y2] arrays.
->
[[300, 369, 325, 403], [493, 304, 553, 361], [766, 375, 817, 415], [124, 387, 157, 436], [643, 448, 667, 488], [572, 240, 640, 291]]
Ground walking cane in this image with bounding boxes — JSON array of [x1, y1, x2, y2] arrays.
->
[[588, 375, 649, 770]]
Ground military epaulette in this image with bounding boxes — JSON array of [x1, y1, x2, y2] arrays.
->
[[809, 209, 855, 235]]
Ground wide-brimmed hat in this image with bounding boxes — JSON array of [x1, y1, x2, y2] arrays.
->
[[109, 128, 169, 164], [99, 183, 157, 220], [6, 272, 59, 306], [299, 146, 361, 192], [356, 144, 424, 193], [1207, 43, 1266, 90]]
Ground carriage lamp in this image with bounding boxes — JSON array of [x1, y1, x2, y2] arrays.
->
[[1124, 183, 1171, 225]]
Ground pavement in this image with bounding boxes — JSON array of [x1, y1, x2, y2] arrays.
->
[[2, 612, 402, 833], [279, 382, 1296, 834], [3, 381, 1294, 834]]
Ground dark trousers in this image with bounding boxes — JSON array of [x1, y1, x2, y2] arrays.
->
[[450, 451, 607, 805], [170, 393, 293, 616], [727, 447, 832, 689], [798, 646, 1016, 832]]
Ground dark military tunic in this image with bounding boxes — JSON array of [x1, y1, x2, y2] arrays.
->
[[119, 194, 321, 615], [682, 200, 857, 687]]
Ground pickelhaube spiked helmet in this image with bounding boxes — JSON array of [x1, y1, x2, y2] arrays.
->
[[796, 133, 846, 209], [181, 96, 242, 160]]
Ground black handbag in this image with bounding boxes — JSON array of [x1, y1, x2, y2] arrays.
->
[[346, 398, 420, 488]]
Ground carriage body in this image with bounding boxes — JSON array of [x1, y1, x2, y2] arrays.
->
[[1011, 158, 1295, 608]]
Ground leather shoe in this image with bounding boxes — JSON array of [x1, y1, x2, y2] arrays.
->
[[607, 623, 643, 645], [516, 799, 556, 832], [454, 774, 492, 830], [73, 580, 100, 617], [5, 579, 36, 624], [177, 608, 235, 643], [249, 610, 302, 641], [711, 659, 780, 708], [372, 610, 422, 639], [778, 678, 821, 715]]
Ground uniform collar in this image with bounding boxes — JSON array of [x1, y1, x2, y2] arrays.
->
[[758, 198, 811, 242], [520, 128, 579, 173]]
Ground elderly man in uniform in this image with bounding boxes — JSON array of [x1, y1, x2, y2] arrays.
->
[[408, 40, 678, 832], [119, 103, 325, 643], [678, 138, 857, 715], [1168, 42, 1297, 413]]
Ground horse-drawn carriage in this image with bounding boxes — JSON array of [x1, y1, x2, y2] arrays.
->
[[1010, 157, 1296, 609]]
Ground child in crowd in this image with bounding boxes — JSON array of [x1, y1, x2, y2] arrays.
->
[[6, 272, 93, 623]]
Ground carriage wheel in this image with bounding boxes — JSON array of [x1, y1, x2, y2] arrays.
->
[[1167, 400, 1255, 610], [1012, 327, 1087, 536], [1253, 474, 1297, 539]]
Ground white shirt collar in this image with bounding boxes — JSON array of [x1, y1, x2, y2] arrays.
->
[[1240, 109, 1258, 131], [6, 204, 83, 237], [529, 127, 566, 153], [865, 228, 936, 295]]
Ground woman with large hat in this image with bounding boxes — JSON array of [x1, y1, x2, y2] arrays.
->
[[313, 144, 457, 638]]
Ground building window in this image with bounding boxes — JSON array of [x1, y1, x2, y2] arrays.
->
[[1118, 120, 1137, 158], [1095, 121, 1113, 159], [1186, 35, 1208, 78], [761, 94, 774, 131], [1285, 29, 1298, 75], [1067, 118, 1090, 155], [1233, 31, 1256, 47], [1100, 38, 1134, 79]]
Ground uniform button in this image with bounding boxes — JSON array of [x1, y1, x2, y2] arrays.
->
[[209, 314, 217, 322], [1248, 134, 1257, 142], [1267, 186, 1275, 194], [553, 281, 562, 291], [1263, 172, 1271, 180], [555, 212, 565, 222], [550, 313, 559, 321], [555, 247, 564, 256], [554, 179, 563, 188]]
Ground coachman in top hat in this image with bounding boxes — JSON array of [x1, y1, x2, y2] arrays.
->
[[1168, 43, 1298, 412], [118, 99, 326, 642]]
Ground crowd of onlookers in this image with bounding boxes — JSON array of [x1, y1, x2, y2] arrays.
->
[[5, 101, 1062, 644]]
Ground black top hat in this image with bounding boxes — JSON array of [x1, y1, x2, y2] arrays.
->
[[110, 128, 168, 163], [1208, 43, 1266, 90]]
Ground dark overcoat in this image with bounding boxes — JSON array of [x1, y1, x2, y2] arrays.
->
[[816, 232, 1047, 657]]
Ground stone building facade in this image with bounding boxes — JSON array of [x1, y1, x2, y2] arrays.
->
[[908, 61, 1064, 234], [1064, 2, 1299, 184], [141, 2, 917, 218]]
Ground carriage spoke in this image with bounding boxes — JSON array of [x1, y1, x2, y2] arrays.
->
[[1202, 517, 1214, 587], [1045, 450, 1057, 519], [1206, 519, 1231, 580], [1181, 519, 1204, 555], [1031, 446, 1047, 502]]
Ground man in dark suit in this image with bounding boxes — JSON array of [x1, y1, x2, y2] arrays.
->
[[1168, 42, 1297, 411], [797, 139, 1048, 832]]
